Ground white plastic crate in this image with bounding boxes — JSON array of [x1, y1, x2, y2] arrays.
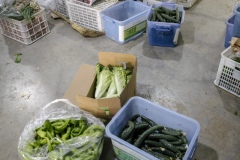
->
[[214, 47, 240, 97], [143, 0, 178, 6], [178, 0, 197, 8], [0, 7, 50, 45], [66, 0, 118, 31], [55, 0, 69, 17]]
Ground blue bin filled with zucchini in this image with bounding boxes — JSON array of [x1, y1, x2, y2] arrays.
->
[[147, 3, 185, 47], [106, 96, 200, 160]]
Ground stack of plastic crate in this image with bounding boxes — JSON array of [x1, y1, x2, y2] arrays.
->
[[0, 7, 50, 45], [55, 0, 69, 17], [66, 0, 118, 32], [214, 47, 240, 97]]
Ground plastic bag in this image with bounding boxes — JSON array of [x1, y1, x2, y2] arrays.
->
[[18, 99, 105, 160]]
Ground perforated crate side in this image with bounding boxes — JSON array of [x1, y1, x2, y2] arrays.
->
[[55, 0, 69, 16], [0, 8, 50, 45], [178, 0, 197, 8], [214, 47, 240, 97], [67, 0, 118, 31]]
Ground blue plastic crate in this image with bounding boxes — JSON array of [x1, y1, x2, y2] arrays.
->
[[106, 96, 200, 160], [147, 3, 185, 47], [224, 14, 235, 48], [100, 0, 151, 44]]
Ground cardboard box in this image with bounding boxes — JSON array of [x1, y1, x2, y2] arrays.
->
[[63, 52, 137, 121]]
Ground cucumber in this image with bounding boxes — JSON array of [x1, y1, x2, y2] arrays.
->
[[133, 125, 164, 147], [149, 13, 153, 21], [155, 12, 165, 22], [135, 123, 150, 130], [180, 135, 188, 144], [144, 140, 166, 148], [152, 12, 156, 21], [176, 7, 180, 21], [131, 114, 140, 122], [160, 139, 179, 153], [141, 147, 172, 160], [162, 127, 183, 136], [140, 115, 157, 127], [151, 147, 177, 158], [161, 13, 180, 24], [120, 121, 134, 140], [160, 6, 175, 15], [148, 133, 179, 141], [175, 144, 188, 152], [169, 139, 184, 145]]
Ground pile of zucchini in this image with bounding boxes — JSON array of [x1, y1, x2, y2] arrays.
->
[[119, 114, 188, 160], [149, 6, 182, 24]]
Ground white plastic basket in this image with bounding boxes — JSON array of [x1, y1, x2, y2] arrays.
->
[[55, 0, 69, 16], [143, 0, 178, 6], [66, 0, 118, 31], [0, 7, 50, 45], [214, 47, 240, 97], [178, 0, 197, 8]]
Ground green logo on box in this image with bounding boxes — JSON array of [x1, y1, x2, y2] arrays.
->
[[124, 21, 147, 41], [113, 146, 140, 160]]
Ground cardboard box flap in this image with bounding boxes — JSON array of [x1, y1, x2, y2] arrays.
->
[[63, 64, 96, 105], [98, 52, 137, 68]]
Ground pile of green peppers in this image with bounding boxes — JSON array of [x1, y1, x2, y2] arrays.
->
[[25, 118, 104, 155]]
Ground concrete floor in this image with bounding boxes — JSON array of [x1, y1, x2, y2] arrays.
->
[[1, 0, 240, 159]]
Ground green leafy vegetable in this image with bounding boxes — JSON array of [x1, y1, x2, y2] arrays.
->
[[14, 53, 22, 63], [106, 75, 118, 98], [95, 66, 112, 99], [112, 66, 127, 96]]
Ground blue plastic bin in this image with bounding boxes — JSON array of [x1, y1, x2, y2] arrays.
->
[[233, 4, 240, 38], [147, 3, 185, 47], [106, 96, 200, 160], [100, 0, 151, 44], [224, 14, 235, 48]]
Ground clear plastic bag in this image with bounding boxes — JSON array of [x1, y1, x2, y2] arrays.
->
[[18, 99, 105, 160]]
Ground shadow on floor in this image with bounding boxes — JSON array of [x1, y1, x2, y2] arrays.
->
[[215, 86, 240, 116], [185, 0, 204, 11], [193, 142, 219, 160], [141, 33, 183, 61]]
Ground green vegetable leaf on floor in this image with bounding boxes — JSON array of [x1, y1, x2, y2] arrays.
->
[[14, 53, 22, 63]]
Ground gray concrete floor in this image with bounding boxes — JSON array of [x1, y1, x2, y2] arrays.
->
[[1, 0, 240, 159]]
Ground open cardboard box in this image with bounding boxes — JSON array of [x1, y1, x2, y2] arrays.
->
[[63, 52, 137, 121]]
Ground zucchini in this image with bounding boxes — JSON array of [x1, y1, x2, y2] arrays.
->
[[120, 121, 135, 140], [148, 133, 179, 141], [162, 127, 183, 136], [144, 140, 166, 148], [161, 13, 180, 24], [160, 139, 179, 153], [133, 125, 164, 147], [140, 115, 157, 127]]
